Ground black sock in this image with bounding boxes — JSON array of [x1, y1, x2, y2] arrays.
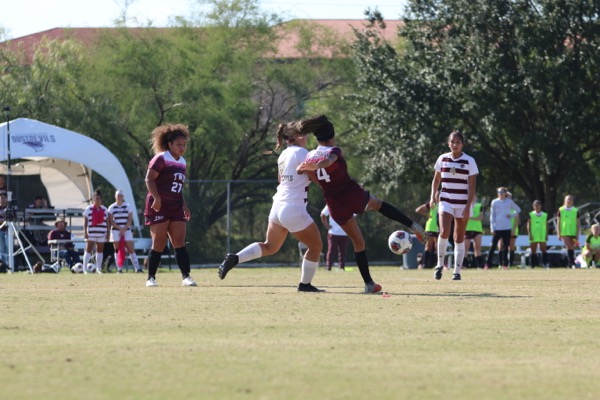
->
[[355, 250, 372, 284], [509, 250, 515, 266], [531, 254, 539, 268], [378, 202, 413, 228], [147, 249, 162, 279], [568, 249, 575, 266], [476, 255, 485, 269], [175, 247, 191, 278], [542, 252, 549, 265]]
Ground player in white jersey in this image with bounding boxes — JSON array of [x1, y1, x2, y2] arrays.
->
[[108, 189, 141, 273], [218, 122, 324, 292], [430, 131, 479, 281], [82, 189, 110, 274]]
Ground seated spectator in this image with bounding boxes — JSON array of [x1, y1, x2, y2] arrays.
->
[[47, 218, 81, 268], [27, 195, 52, 246], [0, 175, 7, 197], [582, 223, 600, 268]]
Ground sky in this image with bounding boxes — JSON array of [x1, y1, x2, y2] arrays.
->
[[1, 0, 408, 40]]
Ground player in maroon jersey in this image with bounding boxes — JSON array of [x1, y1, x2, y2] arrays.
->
[[144, 124, 196, 288], [296, 114, 428, 294]]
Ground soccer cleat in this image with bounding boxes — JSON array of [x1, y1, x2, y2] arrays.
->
[[364, 281, 382, 294], [146, 277, 158, 287], [117, 268, 123, 274], [182, 276, 198, 287], [452, 273, 461, 281], [434, 266, 443, 280], [410, 222, 430, 245], [218, 253, 239, 280], [297, 283, 325, 292]]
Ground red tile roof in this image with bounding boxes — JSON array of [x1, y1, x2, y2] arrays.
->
[[272, 19, 404, 59], [1, 20, 404, 63]]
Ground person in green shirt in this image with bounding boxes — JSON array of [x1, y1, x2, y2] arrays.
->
[[527, 200, 549, 268], [556, 194, 580, 268], [464, 194, 484, 269], [582, 223, 600, 268], [415, 191, 440, 269]]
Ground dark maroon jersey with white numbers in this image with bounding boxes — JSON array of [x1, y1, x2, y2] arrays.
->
[[144, 151, 186, 221]]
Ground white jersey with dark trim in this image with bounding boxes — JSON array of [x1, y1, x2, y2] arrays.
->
[[108, 202, 132, 230], [272, 146, 310, 206], [434, 151, 478, 206]]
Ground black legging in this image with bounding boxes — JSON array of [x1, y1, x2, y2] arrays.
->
[[487, 229, 512, 267]]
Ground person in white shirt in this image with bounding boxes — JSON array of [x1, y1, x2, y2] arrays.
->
[[320, 205, 350, 270], [218, 122, 324, 292], [486, 187, 521, 269], [108, 189, 141, 273], [430, 131, 479, 281]]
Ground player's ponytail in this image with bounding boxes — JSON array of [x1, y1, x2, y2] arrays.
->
[[296, 114, 335, 141]]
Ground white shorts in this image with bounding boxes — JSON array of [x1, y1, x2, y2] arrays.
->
[[438, 201, 467, 218], [110, 229, 134, 242], [86, 235, 107, 244], [268, 202, 314, 233]]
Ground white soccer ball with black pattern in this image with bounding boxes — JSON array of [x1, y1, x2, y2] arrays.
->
[[86, 263, 97, 273], [71, 262, 84, 273], [388, 230, 413, 255]]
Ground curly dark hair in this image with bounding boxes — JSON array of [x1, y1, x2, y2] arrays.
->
[[295, 114, 334, 141], [150, 124, 190, 154]]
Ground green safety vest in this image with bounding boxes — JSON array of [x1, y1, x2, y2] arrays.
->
[[587, 235, 600, 250], [558, 206, 578, 236], [425, 203, 439, 233], [529, 211, 547, 243], [466, 203, 483, 232]]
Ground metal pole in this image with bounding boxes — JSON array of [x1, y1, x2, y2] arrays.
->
[[3, 106, 13, 272]]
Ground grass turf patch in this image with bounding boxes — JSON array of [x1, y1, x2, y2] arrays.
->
[[1, 267, 599, 399]]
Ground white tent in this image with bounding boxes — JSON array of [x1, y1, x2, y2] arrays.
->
[[0, 118, 140, 228]]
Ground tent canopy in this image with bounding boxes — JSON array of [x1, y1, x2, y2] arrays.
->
[[0, 118, 140, 228]]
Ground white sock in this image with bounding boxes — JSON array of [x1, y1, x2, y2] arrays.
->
[[454, 242, 465, 275], [436, 237, 449, 268], [96, 253, 104, 271], [237, 243, 263, 264], [114, 252, 122, 269], [83, 252, 91, 266], [130, 253, 140, 270], [300, 258, 319, 284]]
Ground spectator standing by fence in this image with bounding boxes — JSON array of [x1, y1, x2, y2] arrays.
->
[[557, 194, 580, 268], [464, 194, 484, 269], [527, 200, 549, 268], [108, 189, 141, 273], [320, 205, 350, 271], [415, 193, 439, 269], [83, 189, 109, 274], [486, 187, 521, 269]]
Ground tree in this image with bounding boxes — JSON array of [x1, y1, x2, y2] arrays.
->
[[350, 1, 600, 214]]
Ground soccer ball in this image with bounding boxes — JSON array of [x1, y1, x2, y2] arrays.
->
[[86, 263, 97, 273], [388, 230, 413, 255], [71, 262, 84, 273]]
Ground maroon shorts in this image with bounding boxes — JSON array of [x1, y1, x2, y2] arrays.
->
[[465, 231, 482, 240], [326, 188, 370, 225], [144, 198, 186, 225]]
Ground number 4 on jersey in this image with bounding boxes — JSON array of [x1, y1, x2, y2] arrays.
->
[[316, 168, 331, 183]]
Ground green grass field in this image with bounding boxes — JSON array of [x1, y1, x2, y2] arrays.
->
[[1, 266, 599, 400]]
